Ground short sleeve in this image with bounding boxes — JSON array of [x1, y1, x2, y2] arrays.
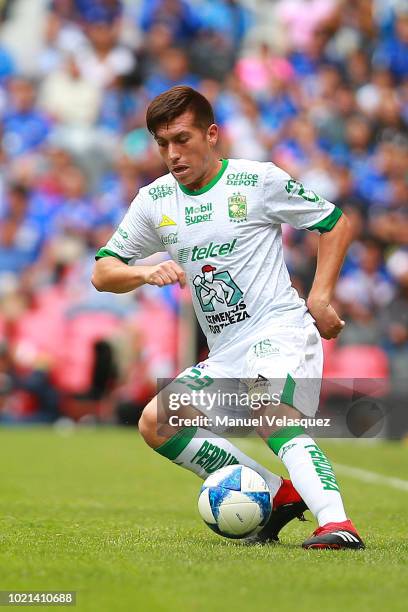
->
[[95, 191, 165, 263], [263, 164, 342, 233]]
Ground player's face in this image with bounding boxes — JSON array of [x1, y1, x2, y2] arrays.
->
[[154, 111, 218, 189]]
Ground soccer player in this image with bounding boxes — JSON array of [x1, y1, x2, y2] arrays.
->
[[92, 86, 364, 549]]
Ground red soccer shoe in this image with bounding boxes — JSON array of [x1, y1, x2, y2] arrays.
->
[[302, 519, 365, 550]]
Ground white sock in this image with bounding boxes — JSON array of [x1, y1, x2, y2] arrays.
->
[[277, 436, 347, 526], [156, 426, 282, 498]]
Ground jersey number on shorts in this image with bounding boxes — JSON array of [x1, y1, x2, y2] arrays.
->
[[175, 368, 214, 390]]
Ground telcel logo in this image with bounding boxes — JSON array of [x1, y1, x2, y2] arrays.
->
[[192, 238, 237, 261]]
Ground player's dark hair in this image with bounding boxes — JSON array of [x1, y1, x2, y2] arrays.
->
[[146, 86, 215, 136]]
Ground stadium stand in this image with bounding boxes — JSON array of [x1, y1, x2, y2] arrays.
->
[[0, 0, 406, 427]]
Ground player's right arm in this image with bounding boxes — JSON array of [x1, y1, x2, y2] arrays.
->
[[92, 258, 186, 293], [91, 190, 186, 293]]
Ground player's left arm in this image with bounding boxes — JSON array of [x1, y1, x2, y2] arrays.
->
[[307, 213, 353, 339], [263, 165, 353, 339]]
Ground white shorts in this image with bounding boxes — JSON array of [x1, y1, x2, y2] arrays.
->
[[173, 322, 323, 419]]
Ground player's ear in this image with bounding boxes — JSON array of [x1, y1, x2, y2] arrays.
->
[[207, 123, 218, 146]]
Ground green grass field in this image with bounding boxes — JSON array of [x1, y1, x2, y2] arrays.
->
[[0, 427, 407, 612]]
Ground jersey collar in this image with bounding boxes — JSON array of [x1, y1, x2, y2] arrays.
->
[[177, 159, 229, 196]]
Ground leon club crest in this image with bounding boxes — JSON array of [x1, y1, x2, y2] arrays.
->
[[228, 193, 247, 222]]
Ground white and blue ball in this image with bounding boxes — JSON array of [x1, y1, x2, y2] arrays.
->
[[198, 465, 271, 539]]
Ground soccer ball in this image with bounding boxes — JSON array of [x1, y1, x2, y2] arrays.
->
[[198, 465, 271, 539]]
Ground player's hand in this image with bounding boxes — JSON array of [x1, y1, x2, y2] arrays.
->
[[307, 298, 345, 340], [144, 261, 186, 288]]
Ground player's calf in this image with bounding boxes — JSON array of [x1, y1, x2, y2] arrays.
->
[[268, 424, 349, 527], [138, 395, 286, 503], [138, 397, 167, 449]]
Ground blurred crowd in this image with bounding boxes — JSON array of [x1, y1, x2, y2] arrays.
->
[[0, 0, 407, 427]]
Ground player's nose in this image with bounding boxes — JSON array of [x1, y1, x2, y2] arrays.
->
[[168, 143, 180, 161]]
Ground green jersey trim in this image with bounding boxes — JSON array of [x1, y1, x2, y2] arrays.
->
[[155, 426, 198, 460], [306, 206, 343, 233], [178, 159, 229, 196], [95, 248, 131, 264]]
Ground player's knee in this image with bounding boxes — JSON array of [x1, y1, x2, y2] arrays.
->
[[138, 399, 160, 448]]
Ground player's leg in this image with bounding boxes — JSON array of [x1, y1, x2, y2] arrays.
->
[[246, 323, 365, 549], [139, 358, 306, 540], [138, 393, 283, 495], [138, 369, 307, 540], [261, 405, 364, 549]]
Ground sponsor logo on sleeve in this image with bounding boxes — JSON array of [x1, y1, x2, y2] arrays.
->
[[149, 184, 175, 201], [112, 237, 125, 251], [285, 179, 325, 206], [118, 227, 128, 239]]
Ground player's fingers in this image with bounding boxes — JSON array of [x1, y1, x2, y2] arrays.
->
[[324, 320, 345, 339], [315, 316, 343, 339], [168, 268, 186, 287], [159, 265, 178, 284], [150, 270, 174, 286], [325, 309, 344, 331], [318, 324, 333, 340], [177, 269, 186, 288], [159, 271, 175, 285], [165, 261, 187, 288], [149, 273, 165, 287]]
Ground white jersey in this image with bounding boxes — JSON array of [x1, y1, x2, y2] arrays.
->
[[96, 159, 342, 358]]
